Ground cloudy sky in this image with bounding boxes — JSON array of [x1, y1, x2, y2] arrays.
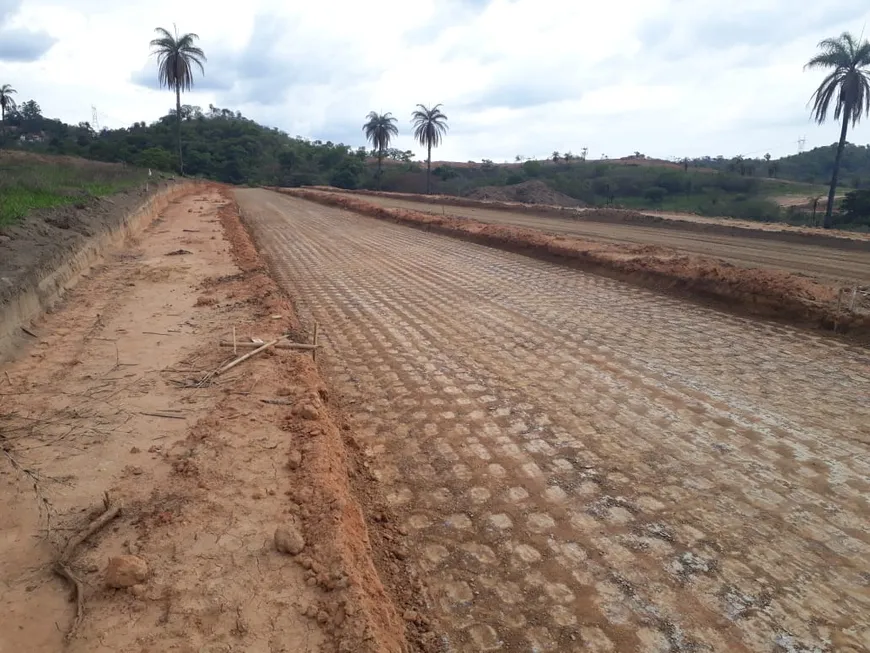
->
[[2, 0, 870, 162]]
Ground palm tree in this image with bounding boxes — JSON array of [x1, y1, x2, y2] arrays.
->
[[411, 104, 448, 194], [149, 26, 207, 175], [362, 112, 398, 189], [805, 31, 870, 228], [0, 84, 16, 124]]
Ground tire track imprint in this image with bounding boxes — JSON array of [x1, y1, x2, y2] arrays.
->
[[238, 189, 870, 653]]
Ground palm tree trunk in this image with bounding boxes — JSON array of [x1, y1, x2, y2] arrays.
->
[[426, 142, 432, 194], [824, 113, 850, 228], [175, 87, 183, 176], [377, 150, 383, 190]]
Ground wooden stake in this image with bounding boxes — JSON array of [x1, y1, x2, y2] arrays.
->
[[215, 337, 284, 376], [834, 288, 843, 332], [232, 326, 237, 355], [312, 322, 319, 362]]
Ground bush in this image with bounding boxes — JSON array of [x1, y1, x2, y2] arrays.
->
[[643, 186, 667, 204], [521, 160, 542, 178]]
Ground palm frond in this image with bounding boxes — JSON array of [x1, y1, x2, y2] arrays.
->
[[806, 31, 870, 127], [410, 103, 449, 148], [150, 27, 207, 91]]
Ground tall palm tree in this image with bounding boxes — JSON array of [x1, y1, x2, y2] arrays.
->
[[362, 111, 399, 189], [149, 26, 207, 175], [411, 103, 448, 194], [805, 31, 870, 228], [0, 84, 17, 124]]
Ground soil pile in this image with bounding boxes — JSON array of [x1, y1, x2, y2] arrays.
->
[[466, 180, 584, 207]]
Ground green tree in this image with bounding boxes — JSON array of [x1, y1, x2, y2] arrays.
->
[[362, 111, 398, 189], [411, 103, 448, 194], [805, 31, 870, 228], [552, 151, 560, 163], [0, 84, 16, 123], [19, 99, 41, 120], [149, 26, 207, 175]]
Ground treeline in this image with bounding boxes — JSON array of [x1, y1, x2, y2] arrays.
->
[[0, 101, 372, 188], [688, 144, 870, 188]]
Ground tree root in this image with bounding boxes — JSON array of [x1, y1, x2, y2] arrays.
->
[[52, 494, 122, 640]]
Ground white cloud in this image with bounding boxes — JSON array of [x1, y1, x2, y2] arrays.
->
[[1, 0, 870, 161]]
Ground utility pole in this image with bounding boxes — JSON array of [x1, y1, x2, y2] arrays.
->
[[91, 105, 100, 132], [797, 136, 806, 154]]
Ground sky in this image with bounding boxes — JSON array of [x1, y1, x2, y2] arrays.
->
[[2, 0, 870, 163]]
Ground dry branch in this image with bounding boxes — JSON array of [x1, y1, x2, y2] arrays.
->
[[214, 337, 285, 376], [53, 498, 122, 640], [218, 341, 319, 350]]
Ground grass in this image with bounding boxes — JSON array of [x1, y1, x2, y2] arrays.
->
[[0, 152, 148, 226]]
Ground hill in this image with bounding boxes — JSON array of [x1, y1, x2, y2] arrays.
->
[[0, 101, 368, 189], [1, 97, 867, 226]]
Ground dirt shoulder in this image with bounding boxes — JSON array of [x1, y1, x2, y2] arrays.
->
[[278, 188, 870, 343], [306, 186, 870, 251], [1, 187, 427, 652]]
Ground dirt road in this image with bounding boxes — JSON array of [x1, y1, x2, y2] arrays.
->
[[1, 189, 395, 653], [238, 188, 870, 653], [351, 194, 870, 285]]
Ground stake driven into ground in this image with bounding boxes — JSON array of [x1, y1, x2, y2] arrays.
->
[[236, 188, 870, 653]]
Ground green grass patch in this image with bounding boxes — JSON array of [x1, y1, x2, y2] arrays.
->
[[0, 153, 148, 226]]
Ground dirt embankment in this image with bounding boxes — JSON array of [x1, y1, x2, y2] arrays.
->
[[302, 186, 870, 252], [0, 181, 198, 360], [1, 187, 433, 653], [303, 185, 609, 221], [465, 180, 584, 207], [278, 188, 870, 341]]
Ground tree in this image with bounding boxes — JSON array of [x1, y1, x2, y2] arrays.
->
[[0, 84, 16, 124], [552, 151, 560, 163], [19, 100, 41, 120], [805, 31, 870, 228], [410, 104, 449, 194], [362, 111, 398, 189], [149, 26, 207, 175]]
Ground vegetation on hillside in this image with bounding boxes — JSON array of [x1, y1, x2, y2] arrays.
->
[[0, 152, 147, 226]]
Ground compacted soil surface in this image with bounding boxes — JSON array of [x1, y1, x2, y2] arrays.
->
[[236, 188, 870, 653]]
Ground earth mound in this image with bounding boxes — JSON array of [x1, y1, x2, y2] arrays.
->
[[465, 180, 584, 207]]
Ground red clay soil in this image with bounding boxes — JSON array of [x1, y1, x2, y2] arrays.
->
[[220, 191, 440, 652], [278, 189, 870, 342]]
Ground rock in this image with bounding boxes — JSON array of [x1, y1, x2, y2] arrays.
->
[[129, 446, 141, 454], [293, 403, 320, 421], [403, 610, 419, 622], [287, 450, 303, 470], [274, 525, 305, 555], [129, 584, 147, 598], [105, 555, 149, 588]]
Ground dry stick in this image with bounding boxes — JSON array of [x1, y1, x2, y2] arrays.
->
[[214, 337, 285, 376], [140, 411, 186, 420], [312, 322, 319, 362], [21, 326, 38, 338], [218, 341, 320, 350], [232, 327, 237, 355], [142, 331, 173, 336], [834, 288, 843, 332], [53, 500, 122, 640]]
